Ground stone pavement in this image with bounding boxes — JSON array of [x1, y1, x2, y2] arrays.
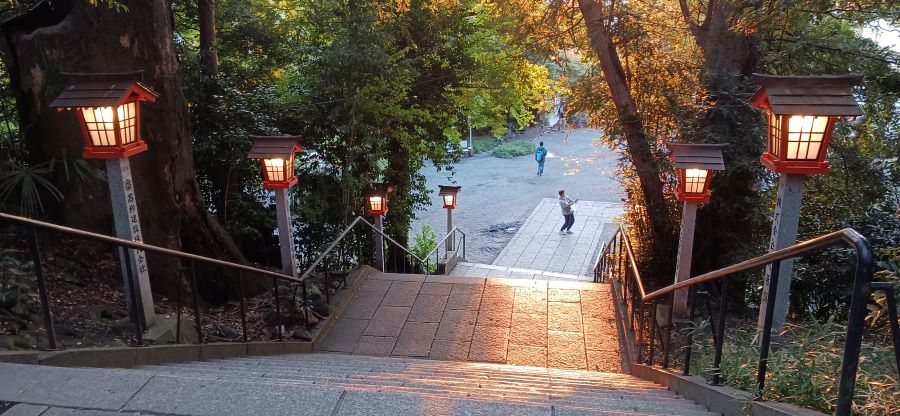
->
[[491, 198, 624, 277], [449, 261, 585, 281], [317, 272, 622, 372]]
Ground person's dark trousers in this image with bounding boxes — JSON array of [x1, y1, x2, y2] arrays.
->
[[560, 213, 575, 232], [537, 160, 545, 175]]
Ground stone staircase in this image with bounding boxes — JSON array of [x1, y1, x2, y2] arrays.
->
[[124, 353, 717, 415]]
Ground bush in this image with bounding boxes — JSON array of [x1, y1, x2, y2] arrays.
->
[[471, 137, 501, 154], [492, 141, 536, 158], [686, 317, 898, 415], [410, 224, 438, 272]]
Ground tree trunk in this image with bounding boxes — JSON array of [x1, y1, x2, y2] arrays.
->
[[198, 0, 218, 76], [0, 0, 248, 301], [576, 0, 674, 252]]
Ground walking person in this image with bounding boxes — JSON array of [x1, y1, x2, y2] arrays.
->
[[558, 189, 578, 235], [535, 141, 547, 176]]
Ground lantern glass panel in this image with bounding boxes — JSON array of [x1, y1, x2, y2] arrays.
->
[[79, 102, 138, 147], [443, 194, 455, 208], [684, 168, 708, 194], [264, 158, 286, 182], [768, 110, 782, 158], [369, 196, 384, 213], [785, 115, 829, 161]]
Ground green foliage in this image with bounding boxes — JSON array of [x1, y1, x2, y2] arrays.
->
[[491, 141, 535, 158], [688, 318, 899, 415], [410, 224, 438, 264], [471, 136, 501, 154]]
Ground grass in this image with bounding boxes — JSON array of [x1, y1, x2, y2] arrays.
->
[[684, 317, 899, 415], [492, 140, 535, 159]]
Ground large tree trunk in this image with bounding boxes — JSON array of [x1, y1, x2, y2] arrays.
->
[[678, 0, 765, 279], [0, 0, 247, 301], [576, 0, 675, 253], [198, 0, 218, 76]]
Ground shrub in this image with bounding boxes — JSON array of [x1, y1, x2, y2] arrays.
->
[[410, 224, 438, 272], [471, 137, 501, 154], [492, 141, 536, 158], [686, 317, 898, 415]]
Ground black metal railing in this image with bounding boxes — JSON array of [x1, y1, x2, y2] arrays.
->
[[422, 227, 466, 274], [594, 225, 885, 416], [0, 212, 436, 350]]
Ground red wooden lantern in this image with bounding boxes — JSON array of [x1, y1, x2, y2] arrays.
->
[[49, 73, 158, 159], [367, 185, 392, 216], [666, 143, 727, 203], [247, 135, 302, 189], [750, 74, 863, 175], [438, 185, 461, 209]]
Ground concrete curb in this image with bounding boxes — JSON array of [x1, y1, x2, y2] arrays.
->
[[0, 265, 377, 369], [609, 277, 826, 416]]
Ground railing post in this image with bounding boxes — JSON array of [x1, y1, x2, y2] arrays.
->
[[758, 262, 780, 395], [649, 299, 657, 366], [189, 260, 204, 344], [835, 241, 874, 416], [617, 233, 625, 280], [238, 271, 248, 342], [273, 277, 283, 340], [637, 301, 645, 363], [683, 285, 697, 376], [712, 277, 729, 385], [664, 292, 674, 369], [175, 268, 184, 344], [28, 229, 57, 350], [882, 287, 900, 380]]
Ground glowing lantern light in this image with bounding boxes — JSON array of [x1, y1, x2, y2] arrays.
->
[[666, 143, 727, 203], [750, 74, 863, 174], [438, 185, 461, 209], [49, 72, 158, 159], [367, 185, 391, 216], [247, 135, 302, 189]]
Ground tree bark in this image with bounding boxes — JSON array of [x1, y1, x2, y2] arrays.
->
[[0, 0, 247, 301], [198, 0, 218, 76], [576, 0, 674, 251]]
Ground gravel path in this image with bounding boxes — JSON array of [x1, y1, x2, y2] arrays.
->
[[410, 128, 626, 263]]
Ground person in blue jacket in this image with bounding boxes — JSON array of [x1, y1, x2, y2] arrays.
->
[[535, 141, 548, 176]]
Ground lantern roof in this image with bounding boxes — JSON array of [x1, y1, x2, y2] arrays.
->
[[666, 143, 728, 171], [247, 135, 303, 159], [49, 71, 158, 109], [438, 185, 462, 196], [750, 74, 863, 117]]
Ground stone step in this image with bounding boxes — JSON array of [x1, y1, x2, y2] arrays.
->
[[450, 262, 592, 281], [144, 360, 665, 391], [130, 369, 714, 415], [134, 364, 685, 403]]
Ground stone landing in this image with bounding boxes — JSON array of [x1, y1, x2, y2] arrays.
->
[[317, 272, 622, 372], [491, 198, 624, 277]]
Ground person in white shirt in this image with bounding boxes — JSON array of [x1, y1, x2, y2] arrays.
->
[[558, 189, 578, 235]]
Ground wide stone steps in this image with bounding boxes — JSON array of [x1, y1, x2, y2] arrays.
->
[[128, 353, 719, 416]]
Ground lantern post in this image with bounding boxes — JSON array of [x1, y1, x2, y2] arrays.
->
[[366, 186, 391, 272], [438, 186, 461, 251], [666, 143, 727, 316], [49, 72, 159, 329], [247, 136, 302, 277], [750, 74, 863, 331]]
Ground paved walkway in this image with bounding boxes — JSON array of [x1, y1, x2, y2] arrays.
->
[[490, 198, 623, 277], [411, 128, 626, 264], [449, 262, 585, 281], [318, 272, 622, 372]]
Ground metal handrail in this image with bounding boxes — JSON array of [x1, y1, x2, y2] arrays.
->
[[422, 227, 466, 260], [600, 225, 875, 416], [643, 228, 869, 302], [298, 216, 427, 281], [0, 212, 299, 283]]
